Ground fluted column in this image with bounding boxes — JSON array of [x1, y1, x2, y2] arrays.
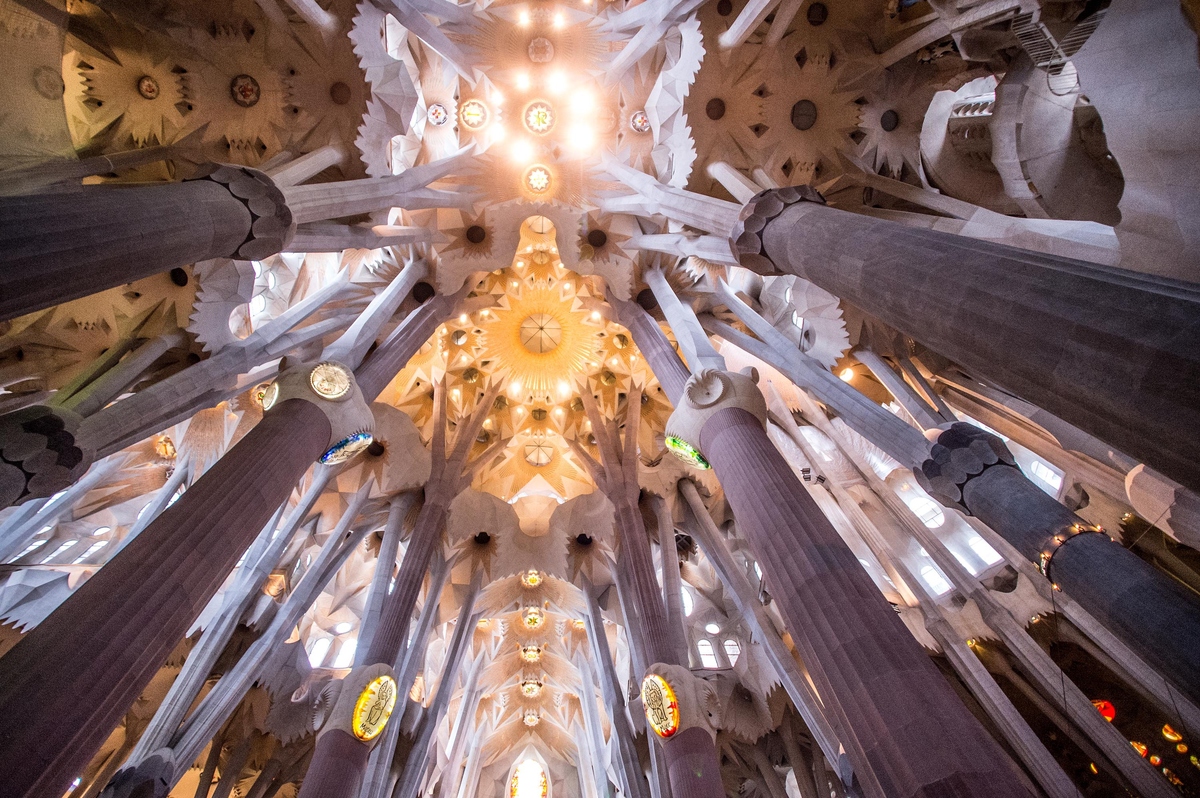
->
[[918, 424, 1200, 706], [0, 398, 330, 798], [0, 164, 294, 320], [733, 187, 1200, 491], [696, 405, 1035, 798]]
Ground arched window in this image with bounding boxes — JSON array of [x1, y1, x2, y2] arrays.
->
[[332, 638, 357, 669], [920, 565, 952, 596], [510, 759, 549, 798], [73, 540, 108, 563], [307, 637, 331, 667], [697, 639, 719, 668], [968, 535, 1003, 565], [723, 639, 741, 666], [908, 497, 945, 528], [680, 587, 694, 617]]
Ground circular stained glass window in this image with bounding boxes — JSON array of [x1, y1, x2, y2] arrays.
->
[[525, 166, 552, 194], [427, 103, 449, 126], [309, 362, 352, 399], [137, 75, 160, 100], [630, 110, 651, 133], [525, 102, 555, 134], [528, 36, 555, 63], [460, 99, 488, 129], [230, 74, 261, 107]]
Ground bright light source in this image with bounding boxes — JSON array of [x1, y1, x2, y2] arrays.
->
[[568, 123, 595, 152], [839, 367, 855, 382], [515, 72, 531, 91], [553, 11, 565, 27], [705, 622, 721, 634], [546, 71, 568, 94], [511, 139, 534, 163], [458, 313, 469, 323], [334, 621, 353, 634], [491, 123, 507, 142], [518, 9, 530, 25], [570, 90, 594, 115]]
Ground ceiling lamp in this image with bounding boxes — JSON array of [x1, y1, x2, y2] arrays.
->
[[525, 167, 551, 194], [460, 99, 488, 129], [524, 607, 544, 629], [524, 102, 555, 134], [521, 569, 543, 588]]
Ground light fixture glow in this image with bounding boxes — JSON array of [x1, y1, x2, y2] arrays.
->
[[839, 367, 855, 381], [515, 71, 531, 91], [546, 71, 568, 94], [517, 9, 530, 25], [570, 90, 594, 115], [511, 140, 534, 163], [552, 11, 565, 27]]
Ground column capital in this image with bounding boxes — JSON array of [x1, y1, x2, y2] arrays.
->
[[914, 422, 1018, 514], [188, 163, 295, 259], [0, 405, 95, 505], [265, 361, 375, 465], [665, 369, 766, 469], [731, 185, 824, 274]]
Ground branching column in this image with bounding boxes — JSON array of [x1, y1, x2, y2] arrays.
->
[[695, 401, 1035, 798], [0, 164, 294, 320], [296, 382, 501, 798], [0, 398, 330, 798], [0, 280, 455, 798], [626, 297, 1033, 798], [918, 424, 1200, 707], [571, 383, 724, 798], [734, 187, 1200, 491]]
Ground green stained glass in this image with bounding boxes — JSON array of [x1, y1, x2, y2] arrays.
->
[[666, 435, 711, 469]]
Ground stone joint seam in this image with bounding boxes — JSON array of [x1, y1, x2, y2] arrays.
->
[[188, 163, 296, 260], [730, 186, 824, 273]]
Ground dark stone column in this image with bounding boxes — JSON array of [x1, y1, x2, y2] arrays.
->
[[0, 164, 294, 320], [0, 404, 94, 506], [0, 399, 330, 798], [699, 408, 1035, 798], [918, 423, 1200, 706], [612, 493, 724, 798], [734, 187, 1200, 492]]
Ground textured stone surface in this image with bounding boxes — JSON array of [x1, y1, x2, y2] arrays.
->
[[731, 185, 824, 275], [0, 399, 331, 798], [0, 405, 94, 507], [700, 407, 1034, 798], [914, 422, 1017, 512], [0, 164, 291, 320], [189, 163, 295, 260], [748, 195, 1200, 492]]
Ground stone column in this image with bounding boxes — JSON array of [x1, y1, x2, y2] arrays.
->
[[390, 573, 481, 798], [734, 187, 1200, 492], [0, 398, 330, 798], [666, 371, 1034, 798], [297, 384, 498, 798], [917, 423, 1200, 706], [853, 350, 943, 430], [0, 164, 294, 320]]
